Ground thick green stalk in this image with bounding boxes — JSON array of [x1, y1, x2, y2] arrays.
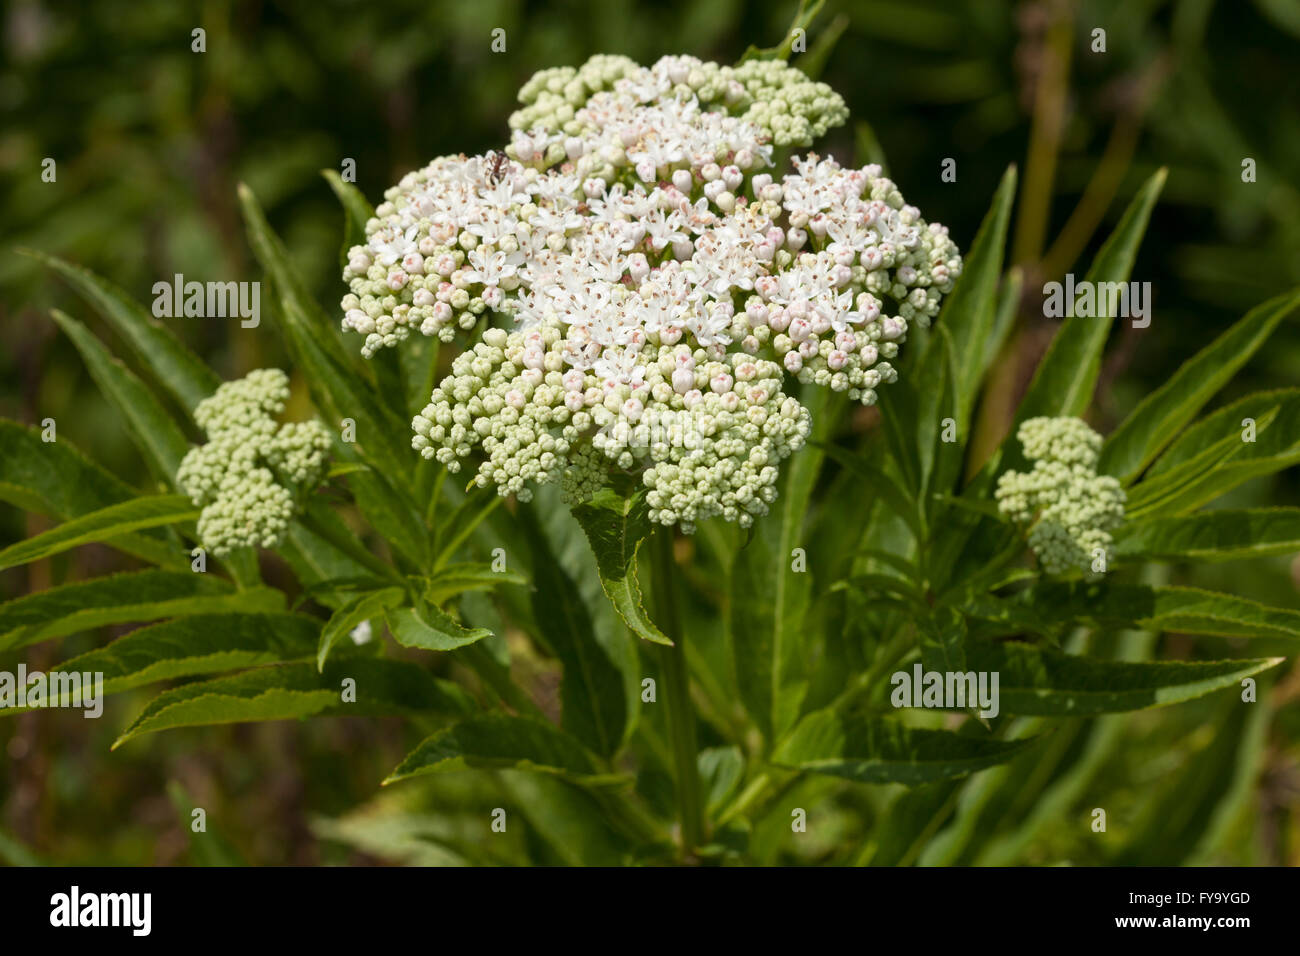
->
[[652, 527, 706, 854]]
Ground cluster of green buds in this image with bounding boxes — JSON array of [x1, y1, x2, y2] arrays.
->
[[995, 417, 1126, 575], [509, 54, 849, 147], [177, 369, 331, 555]]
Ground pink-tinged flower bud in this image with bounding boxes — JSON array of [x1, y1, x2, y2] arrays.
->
[[672, 169, 694, 193], [432, 302, 453, 322], [565, 390, 585, 412], [881, 317, 905, 340], [622, 398, 644, 422], [565, 137, 585, 159], [786, 227, 807, 251], [505, 389, 526, 409], [682, 388, 703, 409], [788, 298, 808, 319], [701, 162, 721, 182], [418, 237, 437, 256], [703, 180, 725, 200], [736, 362, 758, 381], [752, 173, 773, 192], [562, 369, 585, 391], [435, 254, 457, 277], [832, 264, 853, 286], [627, 253, 650, 282], [347, 255, 370, 274], [746, 301, 769, 326], [413, 288, 435, 307], [827, 350, 848, 370], [835, 331, 856, 351], [768, 309, 790, 333], [523, 349, 544, 370], [482, 287, 503, 309], [861, 248, 883, 271], [788, 318, 812, 342], [387, 272, 408, 291], [584, 178, 605, 198], [809, 214, 829, 237], [635, 161, 657, 183], [734, 148, 755, 169], [710, 372, 734, 394], [521, 368, 543, 387], [514, 138, 535, 162], [672, 367, 695, 393], [859, 343, 879, 366], [741, 335, 760, 353], [720, 391, 740, 412], [659, 325, 683, 345], [748, 386, 769, 405], [784, 351, 803, 373], [798, 339, 819, 359], [671, 238, 693, 260], [674, 350, 695, 369], [402, 253, 425, 275], [755, 275, 778, 300], [860, 295, 882, 321], [722, 166, 743, 190]]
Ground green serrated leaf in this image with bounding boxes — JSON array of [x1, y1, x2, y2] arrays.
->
[[965, 641, 1280, 715], [383, 715, 598, 784], [32, 613, 320, 701], [1100, 286, 1300, 482], [50, 309, 191, 484], [318, 587, 404, 670], [571, 487, 670, 645], [23, 249, 221, 414], [0, 570, 283, 652], [1027, 580, 1300, 641], [114, 658, 472, 748], [0, 495, 197, 571], [773, 710, 1037, 784], [385, 604, 492, 651], [1115, 508, 1300, 562]]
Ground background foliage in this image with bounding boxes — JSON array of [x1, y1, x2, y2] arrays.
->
[[1, 0, 1298, 865]]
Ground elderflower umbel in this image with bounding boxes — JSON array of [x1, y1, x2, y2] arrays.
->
[[339, 54, 963, 530], [995, 417, 1126, 575], [177, 369, 331, 555]]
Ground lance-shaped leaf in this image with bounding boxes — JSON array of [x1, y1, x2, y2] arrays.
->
[[772, 710, 1037, 785], [1012, 169, 1166, 428], [1027, 580, 1300, 641], [523, 512, 627, 758], [23, 249, 221, 415], [571, 488, 669, 645], [0, 570, 283, 652], [1115, 508, 1300, 563], [113, 658, 473, 748], [50, 309, 191, 484], [385, 604, 492, 651], [424, 563, 527, 605], [0, 421, 186, 569], [383, 715, 598, 784], [24, 613, 321, 702], [1144, 388, 1299, 478], [1100, 286, 1300, 483], [0, 495, 198, 571], [938, 164, 1017, 425], [237, 184, 411, 482], [964, 641, 1281, 715], [731, 387, 831, 740], [318, 587, 405, 670], [1129, 394, 1300, 518]]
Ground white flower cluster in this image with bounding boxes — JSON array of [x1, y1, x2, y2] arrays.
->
[[995, 417, 1126, 576], [177, 369, 331, 555], [340, 54, 962, 529]]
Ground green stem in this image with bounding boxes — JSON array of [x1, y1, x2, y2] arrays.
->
[[652, 527, 706, 855]]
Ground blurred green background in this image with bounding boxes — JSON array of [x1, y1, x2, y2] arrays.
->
[[1, 0, 1297, 864]]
